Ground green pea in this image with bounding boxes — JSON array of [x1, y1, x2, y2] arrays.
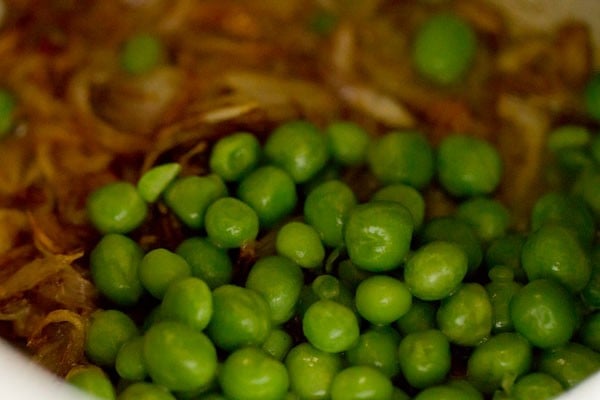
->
[[398, 329, 451, 388], [262, 328, 293, 361], [206, 284, 271, 351], [276, 221, 325, 269], [367, 131, 434, 189], [120, 33, 165, 75], [436, 283, 492, 346], [372, 183, 426, 229], [139, 248, 191, 299], [330, 366, 393, 400], [573, 166, 600, 220], [485, 234, 526, 281], [486, 266, 522, 333], [66, 366, 116, 400], [326, 120, 370, 165], [584, 72, 600, 121], [396, 299, 437, 335], [246, 255, 304, 325], [264, 120, 329, 183], [392, 388, 411, 400], [437, 134, 502, 197], [209, 132, 261, 181], [510, 279, 577, 349], [176, 237, 232, 289], [404, 241, 468, 301], [511, 373, 564, 400], [446, 379, 484, 400], [0, 88, 16, 138], [304, 180, 357, 247], [456, 197, 510, 242], [337, 259, 374, 290], [237, 166, 297, 228], [414, 384, 483, 400], [115, 336, 146, 381], [205, 197, 259, 248], [346, 326, 401, 378], [344, 201, 414, 272], [467, 332, 532, 393], [87, 181, 148, 234], [219, 347, 289, 400], [303, 299, 359, 353], [412, 13, 477, 85], [163, 174, 227, 229], [118, 382, 176, 400], [579, 312, 600, 352], [297, 274, 355, 316], [90, 234, 144, 306], [285, 342, 343, 399], [539, 342, 600, 388], [160, 277, 213, 331], [143, 321, 217, 392], [355, 275, 412, 325], [137, 163, 181, 203], [85, 310, 139, 367]]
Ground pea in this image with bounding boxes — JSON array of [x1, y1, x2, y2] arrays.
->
[[175, 237, 232, 289], [456, 197, 510, 242], [302, 299, 359, 353], [285, 342, 343, 399], [66, 366, 115, 400], [204, 197, 259, 248], [372, 183, 426, 229], [437, 134, 502, 197], [137, 162, 181, 203], [219, 347, 289, 400], [573, 166, 600, 220], [143, 321, 217, 392], [245, 255, 304, 325], [85, 310, 139, 367], [584, 71, 600, 121], [297, 274, 355, 316], [485, 266, 522, 333], [304, 180, 357, 247], [90, 234, 144, 306], [414, 384, 483, 400], [120, 33, 165, 74], [355, 275, 412, 325], [87, 181, 148, 234], [398, 329, 451, 388], [511, 373, 564, 400], [276, 221, 325, 269], [579, 312, 600, 352], [330, 366, 393, 400], [337, 259, 374, 291], [264, 120, 329, 183], [206, 284, 271, 351], [485, 234, 526, 281], [326, 120, 370, 165], [115, 336, 146, 381], [396, 299, 437, 335], [118, 382, 176, 400], [160, 277, 213, 331], [209, 132, 261, 181], [367, 131, 434, 189], [510, 279, 577, 349], [539, 342, 600, 388], [237, 166, 297, 228], [139, 248, 191, 299], [436, 283, 492, 346], [344, 201, 414, 272], [346, 326, 401, 378], [0, 88, 16, 138], [261, 328, 293, 361]]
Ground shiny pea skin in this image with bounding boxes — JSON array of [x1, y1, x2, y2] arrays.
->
[[285, 342, 343, 399], [398, 329, 451, 388], [346, 326, 401, 378], [539, 342, 600, 388], [66, 366, 116, 400], [330, 366, 393, 400]]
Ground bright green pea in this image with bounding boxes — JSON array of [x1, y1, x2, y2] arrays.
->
[[367, 131, 434, 189], [137, 163, 181, 203], [120, 33, 165, 74], [210, 132, 261, 181], [414, 383, 483, 400], [176, 237, 232, 289], [511, 373, 564, 400], [90, 233, 144, 306], [580, 312, 600, 351], [276, 221, 325, 269], [143, 321, 217, 392], [66, 366, 116, 400], [436, 283, 492, 346], [330, 366, 393, 400], [219, 347, 289, 400], [584, 72, 600, 121], [87, 181, 148, 234], [160, 277, 213, 331], [485, 234, 526, 281], [205, 197, 259, 248], [115, 336, 146, 381], [163, 174, 227, 229], [246, 255, 304, 325], [118, 382, 176, 400], [372, 183, 425, 229], [398, 329, 451, 389], [285, 342, 342, 399], [297, 274, 355, 316], [467, 332, 532, 394], [437, 134, 502, 197], [355, 275, 412, 325], [539, 342, 600, 388], [346, 326, 401, 378], [510, 279, 577, 349], [304, 180, 357, 247], [237, 166, 297, 228], [303, 299, 359, 353], [446, 380, 484, 400], [262, 328, 293, 361], [139, 248, 191, 299], [207, 284, 271, 351], [85, 310, 139, 367], [412, 13, 477, 85], [326, 120, 370, 165], [404, 241, 468, 301], [344, 201, 414, 272], [521, 224, 591, 292], [486, 266, 522, 333], [264, 120, 329, 183], [396, 299, 437, 335], [0, 89, 16, 138], [456, 197, 510, 242]]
